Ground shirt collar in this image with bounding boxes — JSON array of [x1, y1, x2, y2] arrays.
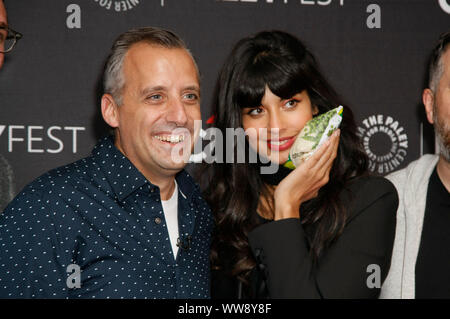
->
[[92, 136, 199, 202], [91, 136, 151, 201], [175, 169, 199, 203]]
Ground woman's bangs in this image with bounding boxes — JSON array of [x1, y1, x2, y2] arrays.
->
[[235, 58, 308, 108], [264, 58, 308, 99], [234, 64, 267, 109]]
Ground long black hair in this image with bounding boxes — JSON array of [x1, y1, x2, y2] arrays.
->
[[202, 30, 368, 288]]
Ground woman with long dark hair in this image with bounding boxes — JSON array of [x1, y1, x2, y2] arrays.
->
[[202, 30, 398, 298]]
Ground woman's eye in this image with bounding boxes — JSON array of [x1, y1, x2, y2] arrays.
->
[[248, 107, 264, 115], [285, 99, 298, 108]]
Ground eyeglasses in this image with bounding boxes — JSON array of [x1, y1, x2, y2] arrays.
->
[[0, 26, 23, 53]]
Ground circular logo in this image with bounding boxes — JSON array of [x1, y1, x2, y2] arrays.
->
[[357, 114, 408, 174], [93, 0, 141, 12], [439, 0, 450, 14]]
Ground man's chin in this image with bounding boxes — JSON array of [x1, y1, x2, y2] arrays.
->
[[158, 158, 190, 173]]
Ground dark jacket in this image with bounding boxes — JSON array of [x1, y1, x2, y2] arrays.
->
[[212, 176, 398, 299]]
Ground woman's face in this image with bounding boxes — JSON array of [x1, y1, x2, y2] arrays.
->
[[242, 87, 317, 164]]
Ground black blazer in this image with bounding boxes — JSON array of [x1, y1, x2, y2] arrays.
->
[[212, 176, 398, 299]]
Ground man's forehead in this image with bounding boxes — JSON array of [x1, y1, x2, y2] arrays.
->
[[125, 43, 195, 68], [123, 44, 199, 87]]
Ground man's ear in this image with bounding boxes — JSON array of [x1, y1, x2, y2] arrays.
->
[[423, 88, 435, 124], [101, 94, 119, 128]]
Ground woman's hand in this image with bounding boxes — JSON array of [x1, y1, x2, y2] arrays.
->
[[273, 129, 340, 220]]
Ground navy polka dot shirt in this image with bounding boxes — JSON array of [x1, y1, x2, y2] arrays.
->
[[0, 136, 213, 299]]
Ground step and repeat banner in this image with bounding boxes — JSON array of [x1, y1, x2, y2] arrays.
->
[[0, 0, 449, 209]]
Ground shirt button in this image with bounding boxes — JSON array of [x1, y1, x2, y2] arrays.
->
[[154, 217, 162, 225]]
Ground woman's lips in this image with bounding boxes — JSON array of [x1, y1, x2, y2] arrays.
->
[[267, 136, 296, 151]]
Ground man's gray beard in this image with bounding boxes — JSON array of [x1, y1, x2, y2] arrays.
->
[[434, 113, 450, 163]]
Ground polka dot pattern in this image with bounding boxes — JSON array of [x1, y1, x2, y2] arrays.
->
[[0, 136, 213, 299]]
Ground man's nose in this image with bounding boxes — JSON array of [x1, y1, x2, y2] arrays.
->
[[166, 97, 188, 126]]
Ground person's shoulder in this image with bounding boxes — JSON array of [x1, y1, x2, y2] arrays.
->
[[347, 175, 397, 198], [343, 175, 398, 221], [0, 154, 107, 232], [36, 157, 94, 190], [386, 154, 438, 188], [5, 156, 96, 209]]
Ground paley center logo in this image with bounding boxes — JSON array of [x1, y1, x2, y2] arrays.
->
[[0, 125, 85, 154], [439, 0, 450, 14], [92, 0, 141, 12], [68, 0, 165, 29], [357, 114, 408, 174], [218, 0, 344, 6]]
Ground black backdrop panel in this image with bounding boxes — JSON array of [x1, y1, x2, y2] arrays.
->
[[0, 0, 449, 198]]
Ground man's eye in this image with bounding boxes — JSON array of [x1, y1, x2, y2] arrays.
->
[[148, 94, 162, 100], [184, 93, 199, 100]]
